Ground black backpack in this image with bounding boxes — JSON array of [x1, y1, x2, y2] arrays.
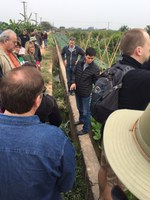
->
[[90, 62, 134, 124]]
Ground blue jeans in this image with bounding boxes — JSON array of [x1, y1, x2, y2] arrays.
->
[[66, 65, 75, 92], [75, 95, 91, 132]]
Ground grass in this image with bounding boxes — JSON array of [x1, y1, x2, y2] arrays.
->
[[41, 47, 52, 84]]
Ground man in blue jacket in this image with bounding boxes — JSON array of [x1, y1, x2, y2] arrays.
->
[[61, 37, 85, 95], [0, 66, 75, 200]]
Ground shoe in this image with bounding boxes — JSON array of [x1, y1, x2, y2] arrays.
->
[[77, 130, 88, 135], [74, 121, 84, 126]]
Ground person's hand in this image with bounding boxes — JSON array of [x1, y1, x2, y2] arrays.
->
[[64, 60, 67, 66], [70, 83, 76, 90]]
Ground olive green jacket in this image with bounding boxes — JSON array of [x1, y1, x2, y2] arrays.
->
[[0, 48, 14, 75]]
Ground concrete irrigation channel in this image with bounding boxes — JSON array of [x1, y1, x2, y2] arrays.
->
[[54, 38, 101, 200]]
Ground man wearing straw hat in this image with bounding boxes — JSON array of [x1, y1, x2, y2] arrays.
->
[[104, 103, 150, 200], [98, 28, 150, 200]]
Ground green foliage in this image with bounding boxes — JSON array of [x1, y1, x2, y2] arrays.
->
[[61, 150, 87, 200], [40, 21, 53, 31], [146, 25, 150, 35], [91, 117, 101, 141], [0, 22, 9, 31], [48, 34, 55, 47], [41, 64, 52, 84], [55, 30, 122, 69], [118, 25, 129, 32], [0, 19, 43, 35], [125, 190, 138, 200], [55, 32, 68, 49]]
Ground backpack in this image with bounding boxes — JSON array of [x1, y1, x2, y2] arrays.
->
[[90, 62, 134, 124]]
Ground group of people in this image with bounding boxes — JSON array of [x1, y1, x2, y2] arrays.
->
[[0, 29, 43, 74], [0, 27, 150, 199], [0, 29, 75, 199], [61, 37, 100, 135], [61, 29, 150, 200]]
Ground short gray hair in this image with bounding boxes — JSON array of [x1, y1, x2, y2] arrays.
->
[[0, 29, 17, 43]]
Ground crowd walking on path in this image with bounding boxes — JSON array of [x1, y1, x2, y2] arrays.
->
[[1, 27, 150, 200]]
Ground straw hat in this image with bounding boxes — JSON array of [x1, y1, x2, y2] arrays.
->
[[104, 104, 150, 200]]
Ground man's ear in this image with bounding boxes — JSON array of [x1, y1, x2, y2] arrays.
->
[[136, 46, 142, 56], [34, 95, 42, 110]]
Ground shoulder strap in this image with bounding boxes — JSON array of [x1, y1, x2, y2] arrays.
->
[[113, 62, 134, 75]]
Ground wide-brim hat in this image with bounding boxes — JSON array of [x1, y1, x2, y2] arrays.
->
[[104, 104, 150, 200]]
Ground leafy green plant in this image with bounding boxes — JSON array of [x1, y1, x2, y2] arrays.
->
[[125, 190, 138, 200], [61, 150, 87, 200], [91, 117, 101, 141]]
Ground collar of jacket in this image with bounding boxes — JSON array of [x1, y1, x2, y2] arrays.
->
[[120, 54, 142, 69], [80, 58, 94, 67], [67, 45, 76, 52]]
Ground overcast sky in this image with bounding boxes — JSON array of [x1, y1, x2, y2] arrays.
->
[[1, 0, 150, 30]]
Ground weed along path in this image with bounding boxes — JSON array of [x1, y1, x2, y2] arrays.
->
[[54, 38, 100, 200], [41, 46, 52, 95]]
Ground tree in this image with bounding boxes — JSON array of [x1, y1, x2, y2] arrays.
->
[[145, 25, 150, 35], [40, 21, 53, 31], [118, 25, 129, 32]]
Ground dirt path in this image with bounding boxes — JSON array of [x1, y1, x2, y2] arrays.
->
[[40, 43, 46, 55]]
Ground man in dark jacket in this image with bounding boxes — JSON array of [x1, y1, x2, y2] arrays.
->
[[98, 28, 150, 200], [19, 30, 30, 47], [70, 47, 100, 135], [61, 37, 85, 95]]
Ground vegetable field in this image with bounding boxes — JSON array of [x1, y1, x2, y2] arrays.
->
[[55, 30, 123, 70]]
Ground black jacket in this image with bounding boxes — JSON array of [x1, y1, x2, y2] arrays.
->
[[119, 55, 150, 110], [19, 34, 30, 48], [61, 45, 85, 67], [72, 59, 100, 97], [34, 43, 42, 62], [35, 94, 62, 127]]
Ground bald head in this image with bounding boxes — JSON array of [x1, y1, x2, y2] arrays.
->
[[120, 28, 150, 64], [0, 29, 17, 43], [0, 66, 44, 114], [0, 29, 17, 52]]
